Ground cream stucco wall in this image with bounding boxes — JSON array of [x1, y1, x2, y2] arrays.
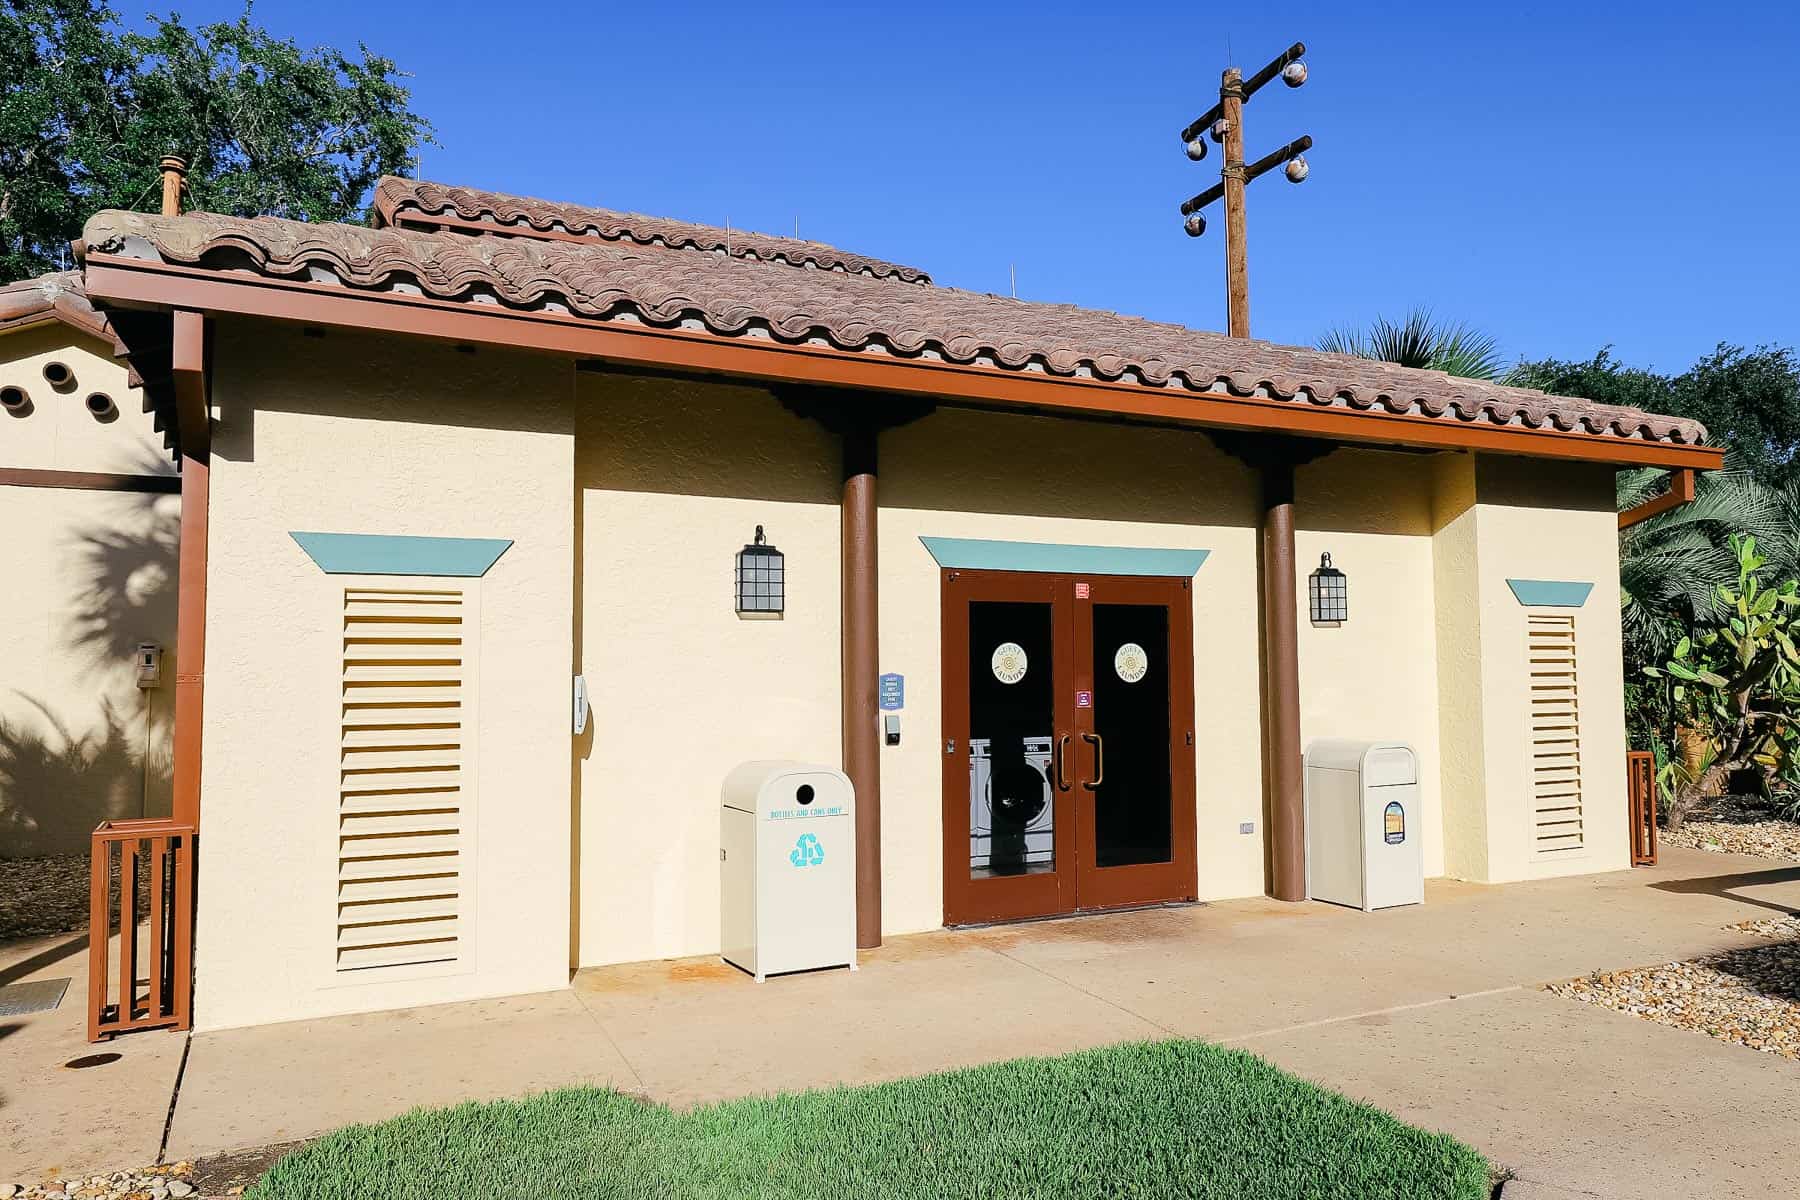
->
[[570, 383, 1470, 964], [1296, 450, 1447, 879], [1428, 453, 1629, 882], [573, 375, 842, 968], [2, 325, 177, 856], [194, 321, 574, 1031]]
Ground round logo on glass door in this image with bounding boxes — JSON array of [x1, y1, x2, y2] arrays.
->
[[1113, 642, 1149, 683], [991, 642, 1029, 684]]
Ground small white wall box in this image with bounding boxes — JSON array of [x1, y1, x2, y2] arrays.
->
[[135, 643, 163, 688], [720, 761, 857, 981], [1304, 739, 1424, 911]]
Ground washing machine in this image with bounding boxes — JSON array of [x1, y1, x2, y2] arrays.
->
[[969, 735, 1056, 873]]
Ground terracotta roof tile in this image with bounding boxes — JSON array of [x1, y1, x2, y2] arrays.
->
[[79, 206, 1709, 448], [0, 270, 124, 352], [372, 177, 932, 285]]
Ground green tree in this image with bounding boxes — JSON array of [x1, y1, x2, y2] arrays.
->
[[1, 0, 433, 280], [1316, 309, 1507, 381], [1514, 345, 1800, 488]]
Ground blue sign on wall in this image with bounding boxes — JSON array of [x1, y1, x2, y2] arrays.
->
[[879, 673, 905, 711]]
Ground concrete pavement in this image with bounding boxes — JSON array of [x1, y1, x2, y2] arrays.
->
[[5, 846, 1797, 1197]]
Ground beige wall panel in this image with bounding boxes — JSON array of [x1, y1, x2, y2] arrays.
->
[[0, 485, 178, 854], [1472, 456, 1629, 881], [1429, 454, 1490, 878], [194, 321, 574, 1031], [2, 327, 177, 857], [1295, 449, 1446, 878], [0, 325, 172, 475], [574, 376, 842, 968]]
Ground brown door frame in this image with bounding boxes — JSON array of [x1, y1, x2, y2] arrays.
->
[[940, 569, 1076, 925], [1069, 574, 1199, 911], [940, 568, 1197, 925]]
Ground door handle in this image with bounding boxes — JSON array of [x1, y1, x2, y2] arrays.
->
[[1054, 733, 1072, 791], [1082, 732, 1105, 790]]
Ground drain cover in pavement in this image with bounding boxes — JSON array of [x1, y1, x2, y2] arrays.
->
[[0, 976, 71, 1016]]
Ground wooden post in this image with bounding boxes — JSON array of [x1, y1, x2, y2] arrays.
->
[[159, 156, 187, 218], [170, 310, 208, 831], [842, 423, 882, 949], [1261, 460, 1306, 900], [1220, 69, 1249, 338]]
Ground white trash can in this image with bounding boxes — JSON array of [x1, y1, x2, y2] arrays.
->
[[1304, 740, 1424, 911], [720, 761, 857, 981]]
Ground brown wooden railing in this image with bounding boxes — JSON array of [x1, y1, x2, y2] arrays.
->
[[1626, 750, 1658, 867], [88, 819, 195, 1042]]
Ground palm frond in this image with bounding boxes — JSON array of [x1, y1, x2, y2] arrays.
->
[[1314, 308, 1505, 380]]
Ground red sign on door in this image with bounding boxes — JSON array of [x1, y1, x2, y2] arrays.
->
[[1075, 581, 1090, 599]]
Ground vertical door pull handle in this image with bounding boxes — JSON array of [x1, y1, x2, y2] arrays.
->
[[1055, 733, 1072, 791], [1081, 732, 1105, 790]]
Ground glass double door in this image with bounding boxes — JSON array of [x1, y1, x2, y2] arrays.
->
[[941, 570, 1197, 925]]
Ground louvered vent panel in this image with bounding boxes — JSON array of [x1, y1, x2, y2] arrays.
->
[[1528, 613, 1584, 855], [337, 587, 466, 972]]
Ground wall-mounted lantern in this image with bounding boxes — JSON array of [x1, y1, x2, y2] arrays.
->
[[1309, 552, 1346, 626], [735, 525, 785, 616]]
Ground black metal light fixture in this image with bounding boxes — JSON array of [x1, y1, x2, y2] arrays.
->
[[735, 525, 784, 615], [1309, 552, 1346, 626]]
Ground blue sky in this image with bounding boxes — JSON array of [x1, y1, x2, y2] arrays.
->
[[140, 1, 1796, 370]]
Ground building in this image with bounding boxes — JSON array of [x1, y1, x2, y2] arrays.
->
[[63, 176, 1717, 1033], [1, 273, 180, 857]]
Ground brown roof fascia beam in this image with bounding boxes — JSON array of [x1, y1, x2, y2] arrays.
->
[[170, 308, 209, 458], [1618, 466, 1697, 529], [82, 255, 1725, 472]]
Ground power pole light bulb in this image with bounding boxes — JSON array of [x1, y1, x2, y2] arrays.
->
[[1184, 213, 1207, 238], [1285, 155, 1309, 183], [1282, 61, 1308, 87], [1185, 138, 1209, 161]]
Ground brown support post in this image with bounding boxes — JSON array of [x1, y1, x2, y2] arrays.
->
[[1261, 460, 1306, 901], [170, 310, 209, 829], [1220, 68, 1250, 339], [842, 423, 882, 949]]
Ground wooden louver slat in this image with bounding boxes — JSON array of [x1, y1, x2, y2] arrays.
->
[[337, 586, 467, 971], [1528, 614, 1584, 854]]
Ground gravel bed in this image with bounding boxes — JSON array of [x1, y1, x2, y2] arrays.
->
[[2, 1164, 210, 1200], [0, 853, 148, 941], [1661, 795, 1800, 862], [1547, 918, 1800, 1061]]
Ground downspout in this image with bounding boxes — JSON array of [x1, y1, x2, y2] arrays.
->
[[842, 421, 882, 949]]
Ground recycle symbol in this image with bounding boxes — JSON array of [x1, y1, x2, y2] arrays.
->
[[789, 833, 825, 868]]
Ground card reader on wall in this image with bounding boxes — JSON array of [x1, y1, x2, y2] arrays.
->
[[884, 714, 901, 746]]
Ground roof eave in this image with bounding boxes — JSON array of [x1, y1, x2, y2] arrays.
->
[[79, 252, 1724, 472]]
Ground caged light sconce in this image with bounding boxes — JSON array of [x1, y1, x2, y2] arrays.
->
[[1309, 552, 1347, 626], [735, 525, 785, 616]]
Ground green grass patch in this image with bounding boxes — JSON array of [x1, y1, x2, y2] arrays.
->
[[249, 1039, 1489, 1199]]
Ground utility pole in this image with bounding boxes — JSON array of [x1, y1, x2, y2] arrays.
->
[[1178, 42, 1311, 339], [1178, 44, 1318, 905]]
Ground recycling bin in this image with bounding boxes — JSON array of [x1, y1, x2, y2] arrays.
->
[[1304, 739, 1424, 911], [720, 761, 857, 981]]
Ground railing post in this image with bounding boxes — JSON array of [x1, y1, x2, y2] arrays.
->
[[87, 831, 110, 1042]]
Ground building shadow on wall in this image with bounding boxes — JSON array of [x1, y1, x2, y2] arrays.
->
[[0, 695, 172, 857], [1, 463, 179, 858]]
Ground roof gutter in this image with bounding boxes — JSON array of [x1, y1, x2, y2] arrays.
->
[[81, 253, 1725, 472]]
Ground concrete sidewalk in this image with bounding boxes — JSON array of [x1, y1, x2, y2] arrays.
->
[[6, 846, 1797, 1197]]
